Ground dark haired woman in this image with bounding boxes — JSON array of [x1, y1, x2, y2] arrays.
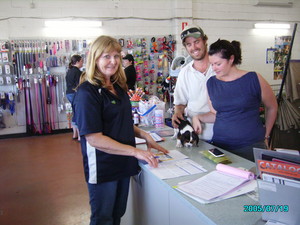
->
[[66, 54, 83, 141], [192, 39, 278, 161]]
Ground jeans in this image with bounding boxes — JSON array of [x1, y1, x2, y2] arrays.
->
[[87, 177, 130, 225], [66, 93, 77, 127], [230, 140, 266, 162]]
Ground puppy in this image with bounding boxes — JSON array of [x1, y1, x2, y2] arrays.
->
[[172, 119, 199, 148]]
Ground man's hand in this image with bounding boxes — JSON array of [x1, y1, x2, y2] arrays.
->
[[171, 105, 186, 128], [171, 112, 184, 128]]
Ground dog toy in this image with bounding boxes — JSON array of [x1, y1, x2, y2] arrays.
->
[[127, 87, 145, 101]]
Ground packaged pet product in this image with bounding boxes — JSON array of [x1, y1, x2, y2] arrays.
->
[[139, 100, 155, 127], [155, 109, 164, 128], [139, 96, 165, 127]]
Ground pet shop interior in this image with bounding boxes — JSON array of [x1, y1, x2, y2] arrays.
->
[[0, 0, 300, 225]]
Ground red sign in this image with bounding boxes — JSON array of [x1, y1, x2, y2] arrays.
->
[[258, 159, 300, 179], [182, 22, 188, 31]]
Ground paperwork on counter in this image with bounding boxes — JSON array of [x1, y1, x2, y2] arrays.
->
[[177, 179, 257, 204], [150, 128, 175, 137], [135, 132, 164, 144], [176, 164, 256, 204], [147, 150, 207, 180]]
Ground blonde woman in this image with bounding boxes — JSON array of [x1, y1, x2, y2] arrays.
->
[[73, 36, 168, 225]]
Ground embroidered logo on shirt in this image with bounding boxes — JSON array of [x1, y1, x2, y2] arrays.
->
[[111, 100, 116, 104]]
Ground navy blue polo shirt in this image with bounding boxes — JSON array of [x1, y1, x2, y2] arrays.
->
[[73, 81, 139, 184]]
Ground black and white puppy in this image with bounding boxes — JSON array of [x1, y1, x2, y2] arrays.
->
[[172, 119, 199, 148]]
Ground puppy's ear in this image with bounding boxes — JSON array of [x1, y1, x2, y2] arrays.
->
[[192, 132, 199, 146], [180, 131, 190, 146]]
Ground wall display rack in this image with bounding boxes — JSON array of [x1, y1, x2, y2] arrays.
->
[[0, 39, 89, 137], [0, 40, 17, 133], [118, 35, 176, 101], [0, 35, 176, 137]]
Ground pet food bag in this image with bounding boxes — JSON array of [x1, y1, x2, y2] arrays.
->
[[138, 96, 165, 127]]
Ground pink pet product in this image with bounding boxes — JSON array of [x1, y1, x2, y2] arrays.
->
[[154, 109, 164, 128]]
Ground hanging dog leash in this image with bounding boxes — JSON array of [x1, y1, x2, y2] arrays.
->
[[27, 77, 36, 134], [34, 77, 42, 134], [38, 76, 46, 133]]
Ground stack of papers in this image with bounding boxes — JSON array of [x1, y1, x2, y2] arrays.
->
[[147, 150, 207, 179], [150, 128, 175, 137], [177, 164, 256, 204], [135, 132, 164, 144]]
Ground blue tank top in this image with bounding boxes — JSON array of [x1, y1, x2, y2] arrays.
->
[[207, 72, 265, 150]]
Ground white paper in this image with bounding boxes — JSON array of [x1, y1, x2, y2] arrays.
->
[[177, 179, 257, 204], [147, 150, 207, 179], [135, 132, 163, 144], [160, 150, 188, 161], [262, 173, 300, 188], [177, 170, 251, 201], [149, 159, 207, 179]]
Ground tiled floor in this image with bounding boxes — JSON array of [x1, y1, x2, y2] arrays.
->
[[0, 133, 90, 225]]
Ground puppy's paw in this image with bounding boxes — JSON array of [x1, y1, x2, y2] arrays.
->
[[176, 140, 183, 148], [171, 129, 178, 140], [176, 143, 183, 148]]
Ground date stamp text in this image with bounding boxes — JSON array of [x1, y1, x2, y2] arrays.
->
[[243, 205, 289, 212]]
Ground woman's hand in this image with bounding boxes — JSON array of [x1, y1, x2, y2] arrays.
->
[[192, 115, 202, 135], [134, 133, 169, 168], [144, 133, 169, 154], [86, 131, 167, 168], [133, 127, 169, 168], [134, 148, 160, 168]]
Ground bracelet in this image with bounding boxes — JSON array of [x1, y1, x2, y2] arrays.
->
[[264, 136, 270, 140]]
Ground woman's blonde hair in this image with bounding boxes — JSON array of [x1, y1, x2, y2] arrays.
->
[[80, 35, 127, 91]]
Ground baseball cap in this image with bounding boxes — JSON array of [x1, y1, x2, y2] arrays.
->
[[181, 25, 206, 43], [123, 54, 134, 62]]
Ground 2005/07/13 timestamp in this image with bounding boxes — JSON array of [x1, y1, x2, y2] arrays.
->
[[244, 205, 289, 212]]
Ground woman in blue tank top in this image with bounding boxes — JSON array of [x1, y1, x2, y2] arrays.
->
[[192, 39, 278, 161]]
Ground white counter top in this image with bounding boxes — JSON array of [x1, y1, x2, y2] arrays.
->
[[131, 129, 265, 225]]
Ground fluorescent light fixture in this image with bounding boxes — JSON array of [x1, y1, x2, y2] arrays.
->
[[45, 20, 102, 28], [43, 27, 102, 38], [252, 29, 289, 36], [254, 23, 290, 29]]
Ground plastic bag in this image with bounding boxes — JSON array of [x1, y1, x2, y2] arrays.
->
[[138, 96, 165, 127]]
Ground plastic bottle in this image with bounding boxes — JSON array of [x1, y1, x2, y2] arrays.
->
[[154, 109, 164, 128], [133, 109, 139, 126]]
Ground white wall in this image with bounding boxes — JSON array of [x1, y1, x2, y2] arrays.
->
[[191, 0, 300, 85], [0, 0, 300, 85]]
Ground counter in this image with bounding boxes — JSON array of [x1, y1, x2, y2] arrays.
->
[[122, 130, 265, 225]]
